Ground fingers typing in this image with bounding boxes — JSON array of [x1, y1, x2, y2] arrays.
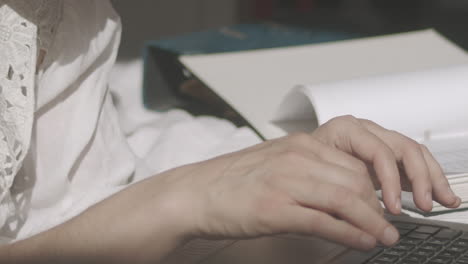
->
[[360, 119, 460, 211], [315, 116, 402, 214]]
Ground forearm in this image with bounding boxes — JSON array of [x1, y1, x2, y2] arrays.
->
[[0, 175, 192, 264]]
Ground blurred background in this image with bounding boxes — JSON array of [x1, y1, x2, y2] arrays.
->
[[112, 0, 468, 61]]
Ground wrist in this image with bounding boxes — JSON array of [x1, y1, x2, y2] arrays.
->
[[148, 165, 208, 240], [154, 191, 197, 241]]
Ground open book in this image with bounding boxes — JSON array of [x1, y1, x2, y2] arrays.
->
[[275, 65, 468, 173], [276, 65, 468, 215], [179, 29, 468, 214]]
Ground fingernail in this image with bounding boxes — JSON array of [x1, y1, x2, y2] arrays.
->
[[360, 233, 376, 249], [395, 197, 401, 213], [447, 185, 456, 197], [451, 197, 462, 208], [447, 186, 460, 206], [383, 226, 399, 246]]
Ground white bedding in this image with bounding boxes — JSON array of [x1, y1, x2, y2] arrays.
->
[[109, 59, 262, 179]]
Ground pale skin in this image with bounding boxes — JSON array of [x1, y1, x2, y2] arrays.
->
[[0, 116, 461, 263]]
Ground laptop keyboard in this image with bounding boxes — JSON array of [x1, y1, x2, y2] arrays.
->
[[366, 221, 468, 264]]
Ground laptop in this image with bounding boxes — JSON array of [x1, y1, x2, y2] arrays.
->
[[192, 213, 468, 264]]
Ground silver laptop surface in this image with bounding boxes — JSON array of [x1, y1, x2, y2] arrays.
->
[[197, 214, 468, 264]]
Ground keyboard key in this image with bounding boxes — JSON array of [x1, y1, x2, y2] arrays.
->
[[459, 233, 468, 240], [394, 243, 415, 251], [404, 254, 427, 263], [393, 222, 418, 231], [413, 249, 435, 258], [368, 260, 392, 264], [375, 254, 399, 262], [392, 222, 418, 229], [408, 232, 432, 240], [393, 222, 419, 237], [427, 237, 452, 246], [447, 246, 468, 254], [362, 247, 384, 261], [399, 228, 414, 236], [367, 221, 468, 264], [420, 243, 442, 252], [401, 237, 424, 246], [455, 239, 468, 248], [435, 229, 462, 240], [400, 261, 421, 264], [438, 249, 461, 259], [428, 256, 454, 264], [415, 226, 441, 234], [384, 248, 407, 257]]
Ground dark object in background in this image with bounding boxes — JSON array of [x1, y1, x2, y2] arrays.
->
[[254, 0, 468, 50], [113, 1, 467, 61], [143, 23, 356, 125]]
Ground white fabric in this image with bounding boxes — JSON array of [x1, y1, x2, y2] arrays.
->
[[0, 0, 37, 231], [0, 0, 63, 238], [110, 60, 262, 176], [0, 0, 261, 243]]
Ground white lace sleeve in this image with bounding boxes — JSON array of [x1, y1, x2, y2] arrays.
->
[[0, 0, 62, 228]]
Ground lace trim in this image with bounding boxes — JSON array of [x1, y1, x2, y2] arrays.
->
[[0, 0, 63, 232]]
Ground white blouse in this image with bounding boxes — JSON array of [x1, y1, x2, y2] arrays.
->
[[0, 0, 261, 243], [0, 0, 62, 239], [0, 0, 139, 242]]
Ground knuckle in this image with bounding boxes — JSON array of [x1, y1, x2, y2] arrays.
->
[[350, 178, 376, 204], [352, 161, 369, 176], [277, 150, 303, 164], [419, 143, 430, 153], [286, 132, 312, 146], [329, 186, 354, 211], [359, 118, 374, 126], [333, 115, 359, 125], [376, 145, 396, 161], [387, 130, 421, 154], [385, 129, 400, 140], [324, 115, 360, 133], [386, 129, 403, 142], [402, 139, 421, 154], [351, 178, 370, 196], [258, 165, 282, 186]]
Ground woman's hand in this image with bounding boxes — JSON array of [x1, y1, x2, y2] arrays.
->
[[153, 116, 460, 253]]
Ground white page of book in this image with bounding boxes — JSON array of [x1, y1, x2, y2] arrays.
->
[[276, 64, 468, 142], [180, 29, 468, 140], [425, 135, 468, 174]]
